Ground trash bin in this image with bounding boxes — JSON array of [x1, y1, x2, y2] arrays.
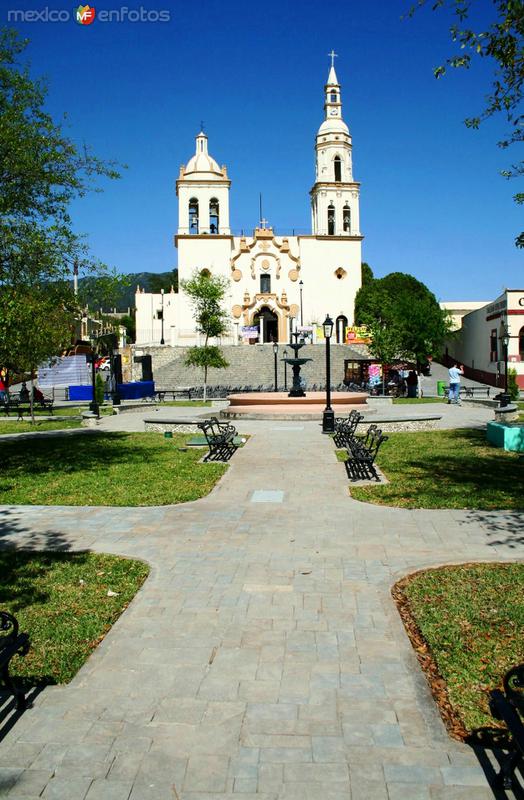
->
[[437, 380, 446, 397]]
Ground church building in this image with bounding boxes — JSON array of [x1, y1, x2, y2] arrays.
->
[[135, 58, 364, 346]]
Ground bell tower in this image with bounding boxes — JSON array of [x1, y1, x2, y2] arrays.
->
[[310, 53, 361, 237], [176, 131, 231, 235]]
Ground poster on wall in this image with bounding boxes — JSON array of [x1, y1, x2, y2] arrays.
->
[[345, 325, 371, 345]]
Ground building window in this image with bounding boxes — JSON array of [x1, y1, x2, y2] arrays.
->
[[189, 197, 199, 234], [327, 204, 335, 235], [330, 92, 337, 102], [209, 198, 219, 234], [490, 329, 498, 362], [519, 326, 524, 358], [260, 274, 271, 294], [334, 156, 341, 182], [200, 268, 211, 278], [343, 204, 351, 232]]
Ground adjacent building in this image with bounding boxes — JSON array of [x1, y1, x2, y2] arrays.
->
[[443, 290, 524, 389]]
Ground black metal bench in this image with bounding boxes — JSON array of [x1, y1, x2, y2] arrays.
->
[[462, 386, 491, 398], [344, 425, 388, 482], [443, 386, 491, 399], [155, 388, 194, 402], [3, 399, 54, 418], [333, 409, 364, 448], [489, 663, 524, 789], [197, 417, 239, 462], [0, 611, 30, 710]]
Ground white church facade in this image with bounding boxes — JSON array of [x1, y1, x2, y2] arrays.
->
[[135, 60, 363, 346]]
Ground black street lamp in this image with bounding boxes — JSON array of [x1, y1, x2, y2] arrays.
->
[[273, 341, 279, 392], [160, 289, 165, 345], [322, 314, 335, 433], [499, 320, 510, 407], [87, 350, 100, 418], [299, 280, 304, 327], [283, 347, 288, 391]]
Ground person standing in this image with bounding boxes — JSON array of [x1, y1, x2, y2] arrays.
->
[[448, 363, 464, 404]]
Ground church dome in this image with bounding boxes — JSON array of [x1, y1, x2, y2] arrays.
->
[[183, 131, 225, 180]]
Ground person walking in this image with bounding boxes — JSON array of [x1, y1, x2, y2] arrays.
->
[[448, 363, 464, 404]]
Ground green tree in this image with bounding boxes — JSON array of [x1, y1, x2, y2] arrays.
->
[[407, 1, 524, 246], [366, 319, 404, 394], [355, 272, 450, 365], [119, 314, 136, 344], [361, 262, 374, 285], [0, 29, 121, 374], [180, 270, 230, 401], [0, 284, 76, 420], [507, 367, 520, 400]]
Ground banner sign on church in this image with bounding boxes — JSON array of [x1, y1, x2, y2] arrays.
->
[[241, 326, 259, 340]]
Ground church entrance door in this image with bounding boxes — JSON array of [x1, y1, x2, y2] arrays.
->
[[254, 307, 279, 343]]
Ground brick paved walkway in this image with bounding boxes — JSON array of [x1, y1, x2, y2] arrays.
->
[[0, 422, 522, 799]]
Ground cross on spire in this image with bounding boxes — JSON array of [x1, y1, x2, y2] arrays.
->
[[200, 119, 205, 132], [328, 50, 338, 68], [260, 217, 268, 229]]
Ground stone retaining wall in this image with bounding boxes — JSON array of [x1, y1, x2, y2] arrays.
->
[[131, 344, 368, 390]]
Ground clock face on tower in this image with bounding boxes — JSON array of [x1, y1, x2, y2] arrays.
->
[[329, 109, 338, 116]]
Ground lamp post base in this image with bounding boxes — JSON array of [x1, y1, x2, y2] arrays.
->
[[322, 408, 335, 434], [498, 392, 511, 408], [89, 401, 100, 417]]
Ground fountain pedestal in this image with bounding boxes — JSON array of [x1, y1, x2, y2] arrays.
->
[[284, 334, 312, 398]]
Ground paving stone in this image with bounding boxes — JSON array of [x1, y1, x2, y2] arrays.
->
[[41, 777, 93, 800], [84, 780, 133, 800], [184, 756, 229, 792], [5, 769, 52, 796], [387, 784, 431, 800]]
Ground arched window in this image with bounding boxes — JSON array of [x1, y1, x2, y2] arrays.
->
[[519, 326, 524, 358], [189, 198, 199, 234], [336, 315, 348, 344], [330, 92, 337, 102], [200, 268, 211, 278], [209, 198, 219, 234], [334, 156, 341, 182], [343, 204, 351, 233], [327, 204, 335, 236]]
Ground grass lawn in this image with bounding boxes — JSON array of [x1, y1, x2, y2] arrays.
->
[[0, 419, 82, 434], [0, 432, 227, 506], [1, 550, 149, 684], [392, 397, 446, 404], [393, 563, 524, 738], [340, 428, 523, 509]]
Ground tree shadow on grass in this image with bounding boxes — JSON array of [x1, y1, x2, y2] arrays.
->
[[0, 431, 149, 485], [389, 428, 523, 510]]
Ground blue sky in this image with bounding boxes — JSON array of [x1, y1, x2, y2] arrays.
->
[[4, 0, 522, 300]]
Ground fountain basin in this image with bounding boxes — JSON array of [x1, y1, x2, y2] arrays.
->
[[222, 391, 368, 420]]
